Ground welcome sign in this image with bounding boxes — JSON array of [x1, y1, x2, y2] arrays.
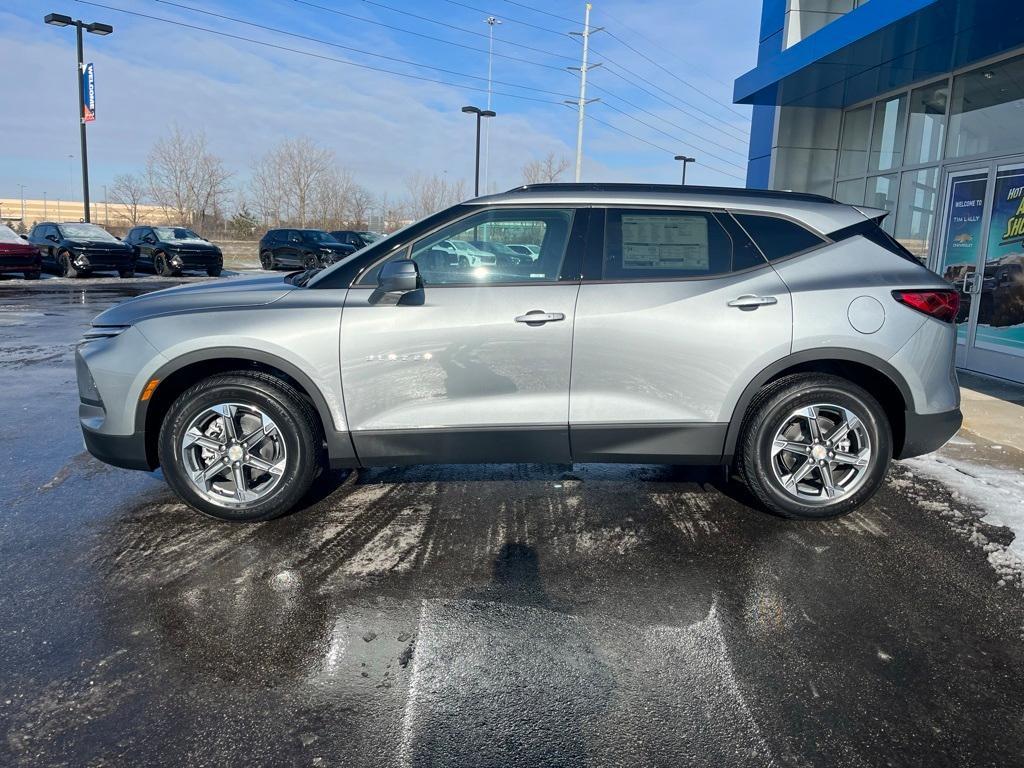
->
[[82, 62, 95, 123]]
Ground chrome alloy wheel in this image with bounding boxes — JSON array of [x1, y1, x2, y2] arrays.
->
[[180, 403, 287, 508], [769, 403, 872, 505]]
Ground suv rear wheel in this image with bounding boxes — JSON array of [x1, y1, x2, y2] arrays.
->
[[158, 372, 324, 521], [736, 374, 891, 519]]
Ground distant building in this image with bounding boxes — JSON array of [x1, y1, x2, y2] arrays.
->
[[735, 0, 1024, 384]]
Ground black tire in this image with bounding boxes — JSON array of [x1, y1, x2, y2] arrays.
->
[[118, 268, 135, 279], [207, 265, 223, 277], [24, 270, 41, 280], [59, 251, 81, 278], [158, 372, 325, 522], [736, 373, 892, 520], [303, 253, 319, 270], [155, 252, 178, 277], [259, 251, 275, 270]]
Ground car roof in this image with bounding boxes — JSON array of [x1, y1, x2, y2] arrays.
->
[[468, 182, 869, 234]]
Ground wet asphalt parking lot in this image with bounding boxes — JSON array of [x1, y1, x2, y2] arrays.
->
[[1, 276, 1023, 767]]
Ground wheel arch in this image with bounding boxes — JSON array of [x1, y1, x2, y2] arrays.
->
[[137, 348, 353, 470], [724, 348, 912, 461]]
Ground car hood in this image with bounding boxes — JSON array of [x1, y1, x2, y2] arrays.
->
[[69, 239, 132, 250], [92, 274, 296, 326]]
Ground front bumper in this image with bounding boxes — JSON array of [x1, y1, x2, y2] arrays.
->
[[81, 417, 153, 471], [896, 408, 963, 459], [169, 250, 222, 269], [75, 250, 135, 270]]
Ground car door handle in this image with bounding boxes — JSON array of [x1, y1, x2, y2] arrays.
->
[[727, 294, 778, 309], [515, 310, 565, 325]]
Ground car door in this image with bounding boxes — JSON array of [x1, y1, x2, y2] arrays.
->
[[568, 207, 793, 463], [339, 206, 588, 465], [37, 225, 59, 267], [278, 230, 303, 266], [138, 228, 158, 267]]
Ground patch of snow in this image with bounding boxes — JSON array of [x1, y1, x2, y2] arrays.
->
[[900, 454, 1024, 586]]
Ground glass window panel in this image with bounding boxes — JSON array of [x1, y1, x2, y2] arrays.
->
[[408, 208, 573, 285], [948, 53, 1024, 159], [894, 167, 940, 261], [869, 94, 907, 172], [865, 174, 898, 233], [732, 214, 825, 261], [905, 82, 948, 165], [838, 104, 871, 177], [835, 178, 866, 205]]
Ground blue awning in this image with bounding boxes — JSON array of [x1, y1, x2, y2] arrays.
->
[[734, 0, 1024, 108]]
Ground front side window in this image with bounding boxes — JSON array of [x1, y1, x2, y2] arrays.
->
[[404, 208, 573, 285], [602, 209, 764, 280], [732, 214, 826, 261]]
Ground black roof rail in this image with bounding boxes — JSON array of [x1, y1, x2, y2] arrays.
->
[[503, 182, 837, 204]]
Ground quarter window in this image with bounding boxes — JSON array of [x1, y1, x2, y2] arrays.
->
[[732, 214, 826, 261], [602, 209, 764, 280]]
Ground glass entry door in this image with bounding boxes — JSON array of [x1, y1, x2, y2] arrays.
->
[[936, 160, 1024, 383]]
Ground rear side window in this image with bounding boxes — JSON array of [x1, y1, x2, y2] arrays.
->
[[732, 213, 826, 261], [829, 218, 921, 264], [602, 209, 765, 280]]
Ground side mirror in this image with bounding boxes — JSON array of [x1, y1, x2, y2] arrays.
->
[[20, 234, 28, 241], [370, 259, 422, 305]]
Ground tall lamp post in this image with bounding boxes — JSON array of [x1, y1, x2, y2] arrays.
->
[[17, 184, 27, 225], [44, 13, 114, 223], [461, 106, 496, 197], [674, 155, 696, 186]]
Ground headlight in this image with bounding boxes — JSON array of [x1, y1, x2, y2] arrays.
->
[[81, 324, 130, 342]]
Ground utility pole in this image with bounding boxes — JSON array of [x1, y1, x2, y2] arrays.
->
[[483, 16, 501, 194], [567, 4, 602, 182], [17, 184, 26, 223], [103, 184, 109, 225], [674, 155, 696, 185], [45, 13, 114, 223], [43, 192, 48, 219]]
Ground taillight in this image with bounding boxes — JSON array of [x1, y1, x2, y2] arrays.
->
[[891, 290, 960, 322]]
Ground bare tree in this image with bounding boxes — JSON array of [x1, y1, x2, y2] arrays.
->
[[249, 138, 337, 227], [346, 184, 375, 229], [404, 172, 467, 219], [521, 152, 571, 185], [146, 126, 232, 226], [108, 172, 147, 226]]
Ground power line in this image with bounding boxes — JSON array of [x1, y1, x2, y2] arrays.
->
[[77, 1, 570, 104], [150, 0, 574, 92], [599, 102, 747, 172], [287, 0, 569, 72], [500, 0, 749, 128], [438, 0, 570, 37], [601, 29, 748, 120], [358, 0, 579, 64], [580, 109, 745, 182]]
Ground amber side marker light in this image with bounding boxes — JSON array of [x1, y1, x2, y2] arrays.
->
[[140, 379, 160, 401]]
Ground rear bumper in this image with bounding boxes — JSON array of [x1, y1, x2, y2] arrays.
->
[[0, 257, 40, 271], [896, 408, 963, 459]]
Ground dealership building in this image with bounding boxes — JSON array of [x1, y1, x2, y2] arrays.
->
[[734, 0, 1024, 384]]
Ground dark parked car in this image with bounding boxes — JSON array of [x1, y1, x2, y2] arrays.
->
[[329, 230, 382, 251], [259, 229, 356, 270], [125, 226, 223, 277], [0, 225, 41, 279], [28, 221, 135, 278]]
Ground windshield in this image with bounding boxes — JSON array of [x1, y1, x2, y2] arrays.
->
[[59, 223, 118, 242], [303, 231, 340, 244], [358, 231, 382, 243], [154, 227, 204, 241], [0, 225, 24, 244]]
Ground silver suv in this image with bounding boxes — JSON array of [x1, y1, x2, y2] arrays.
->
[[76, 184, 962, 522]]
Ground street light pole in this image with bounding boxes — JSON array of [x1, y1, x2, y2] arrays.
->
[[483, 16, 501, 194], [45, 13, 114, 223], [674, 155, 696, 185], [17, 184, 26, 224], [461, 106, 496, 197]]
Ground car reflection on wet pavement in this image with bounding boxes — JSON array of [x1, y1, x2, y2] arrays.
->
[[1, 278, 1023, 767]]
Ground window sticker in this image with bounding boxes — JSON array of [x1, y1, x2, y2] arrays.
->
[[621, 215, 709, 269]]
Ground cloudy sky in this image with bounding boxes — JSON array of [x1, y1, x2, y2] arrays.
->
[[1, 0, 760, 206]]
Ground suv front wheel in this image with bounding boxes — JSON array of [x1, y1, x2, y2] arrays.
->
[[158, 372, 324, 521], [736, 374, 891, 519]]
